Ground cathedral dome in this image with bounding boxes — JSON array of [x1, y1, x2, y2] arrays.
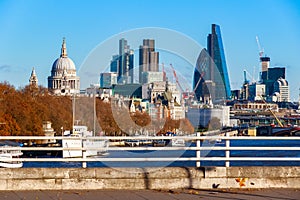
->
[[52, 56, 76, 71], [51, 38, 76, 75], [48, 38, 80, 96]]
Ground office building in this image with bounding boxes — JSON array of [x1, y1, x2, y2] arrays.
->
[[273, 78, 290, 102], [139, 39, 159, 84], [112, 84, 142, 98], [186, 105, 230, 128], [260, 56, 270, 82], [100, 72, 117, 88], [193, 24, 231, 103], [263, 65, 286, 97], [142, 71, 164, 84], [193, 48, 211, 101], [109, 38, 134, 84], [119, 38, 134, 84], [207, 24, 231, 100], [248, 83, 265, 101], [110, 55, 119, 73]]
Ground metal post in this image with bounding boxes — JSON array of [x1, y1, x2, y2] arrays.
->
[[225, 132, 230, 167], [196, 132, 201, 167], [82, 148, 87, 168]]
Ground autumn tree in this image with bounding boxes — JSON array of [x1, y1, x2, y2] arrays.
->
[[0, 113, 21, 136], [96, 98, 121, 136], [207, 117, 221, 130], [0, 82, 195, 137], [0, 82, 72, 136], [178, 118, 194, 134]]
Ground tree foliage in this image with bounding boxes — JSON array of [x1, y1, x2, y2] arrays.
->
[[0, 83, 72, 136], [0, 82, 195, 136], [207, 117, 221, 130]]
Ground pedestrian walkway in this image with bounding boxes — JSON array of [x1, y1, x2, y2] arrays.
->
[[0, 189, 299, 200]]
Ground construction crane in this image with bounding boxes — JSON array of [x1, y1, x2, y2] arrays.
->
[[170, 64, 184, 92], [255, 36, 264, 58], [244, 69, 255, 83], [259, 94, 284, 127], [193, 71, 205, 94]]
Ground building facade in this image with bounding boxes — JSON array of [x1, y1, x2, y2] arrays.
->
[[47, 38, 80, 95], [265, 67, 286, 97], [273, 77, 290, 102], [29, 67, 38, 87], [141, 71, 164, 84], [260, 56, 270, 82], [248, 83, 265, 101], [193, 24, 231, 103], [110, 54, 119, 73], [207, 24, 231, 100], [118, 38, 134, 84], [139, 39, 159, 84], [109, 38, 134, 84], [100, 72, 117, 88], [186, 106, 230, 128]]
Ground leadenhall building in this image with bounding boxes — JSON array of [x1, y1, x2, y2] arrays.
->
[[48, 38, 80, 95]]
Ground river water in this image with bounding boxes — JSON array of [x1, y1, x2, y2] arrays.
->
[[23, 139, 300, 168]]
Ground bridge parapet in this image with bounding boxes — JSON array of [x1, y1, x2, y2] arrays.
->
[[0, 167, 299, 190]]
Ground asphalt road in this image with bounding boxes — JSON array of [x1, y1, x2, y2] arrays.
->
[[0, 189, 299, 200]]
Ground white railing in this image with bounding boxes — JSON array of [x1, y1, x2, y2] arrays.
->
[[1, 133, 300, 168]]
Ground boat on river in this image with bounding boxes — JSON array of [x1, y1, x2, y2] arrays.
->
[[0, 141, 23, 168], [62, 126, 108, 158], [171, 138, 186, 146]]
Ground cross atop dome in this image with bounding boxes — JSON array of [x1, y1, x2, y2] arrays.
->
[[60, 37, 68, 58]]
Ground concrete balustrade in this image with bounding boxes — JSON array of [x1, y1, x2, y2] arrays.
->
[[0, 167, 299, 190]]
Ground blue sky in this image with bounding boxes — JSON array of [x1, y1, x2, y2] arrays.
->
[[0, 0, 300, 100]]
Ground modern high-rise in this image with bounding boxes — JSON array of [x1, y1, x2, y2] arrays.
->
[[100, 72, 118, 89], [110, 54, 119, 73], [259, 55, 285, 97], [265, 67, 286, 97], [139, 39, 159, 84], [109, 38, 134, 84], [260, 56, 270, 82], [193, 48, 211, 102], [193, 24, 231, 102], [273, 78, 290, 102]]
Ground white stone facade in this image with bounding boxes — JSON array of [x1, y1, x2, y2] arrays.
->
[[48, 38, 80, 95]]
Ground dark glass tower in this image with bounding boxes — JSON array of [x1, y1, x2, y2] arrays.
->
[[110, 54, 119, 73], [109, 38, 134, 84], [193, 24, 231, 102], [193, 48, 211, 101], [139, 39, 159, 84]]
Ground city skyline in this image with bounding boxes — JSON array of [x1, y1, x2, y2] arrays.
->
[[0, 0, 300, 100]]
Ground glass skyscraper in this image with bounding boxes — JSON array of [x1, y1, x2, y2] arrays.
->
[[193, 24, 231, 103], [109, 38, 134, 84]]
